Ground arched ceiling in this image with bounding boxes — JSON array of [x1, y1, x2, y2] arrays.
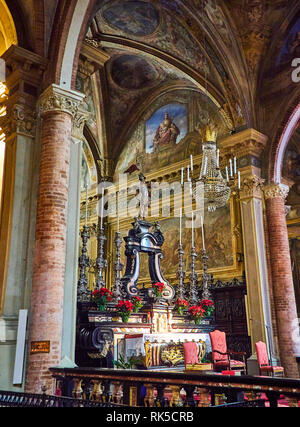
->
[[85, 0, 248, 162], [82, 0, 300, 162], [2, 0, 299, 180]]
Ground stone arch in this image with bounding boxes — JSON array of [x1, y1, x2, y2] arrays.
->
[[269, 101, 300, 184], [45, 0, 97, 90]]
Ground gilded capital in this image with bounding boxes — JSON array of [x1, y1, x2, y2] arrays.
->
[[239, 174, 265, 199], [39, 84, 85, 117], [263, 183, 289, 200], [0, 103, 36, 138]]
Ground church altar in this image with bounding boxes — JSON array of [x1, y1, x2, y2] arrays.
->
[[76, 215, 217, 370], [123, 332, 211, 369]]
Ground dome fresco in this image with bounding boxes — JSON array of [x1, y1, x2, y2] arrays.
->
[[111, 54, 159, 90], [102, 1, 160, 37]]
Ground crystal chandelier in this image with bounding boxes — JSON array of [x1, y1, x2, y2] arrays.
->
[[192, 120, 232, 212]]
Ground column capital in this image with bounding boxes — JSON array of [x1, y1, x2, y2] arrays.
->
[[39, 84, 85, 118], [239, 174, 265, 200], [263, 183, 289, 200], [71, 107, 91, 143], [0, 103, 36, 139]]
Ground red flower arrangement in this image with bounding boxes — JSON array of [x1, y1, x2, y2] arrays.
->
[[188, 305, 206, 324], [200, 299, 215, 317], [92, 287, 113, 311], [132, 296, 143, 313], [175, 298, 189, 315], [116, 300, 133, 322], [153, 282, 165, 298]]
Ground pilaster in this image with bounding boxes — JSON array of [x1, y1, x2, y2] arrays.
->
[[0, 45, 47, 391], [0, 45, 47, 315], [221, 129, 274, 355]]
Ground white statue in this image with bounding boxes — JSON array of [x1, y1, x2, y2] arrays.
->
[[137, 173, 149, 219]]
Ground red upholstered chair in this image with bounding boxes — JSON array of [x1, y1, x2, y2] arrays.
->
[[255, 341, 284, 377], [209, 330, 246, 374], [183, 342, 199, 368]]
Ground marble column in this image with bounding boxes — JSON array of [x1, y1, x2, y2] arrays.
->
[[264, 183, 300, 378], [25, 84, 85, 393]]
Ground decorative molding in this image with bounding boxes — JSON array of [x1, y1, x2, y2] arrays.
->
[[38, 84, 85, 118], [220, 128, 268, 161], [81, 39, 111, 67], [84, 36, 102, 49], [263, 183, 289, 201]]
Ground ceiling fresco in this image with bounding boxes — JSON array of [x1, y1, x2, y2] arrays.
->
[[94, 0, 216, 80], [110, 54, 160, 90], [105, 47, 196, 139], [83, 0, 300, 177], [102, 1, 160, 37]]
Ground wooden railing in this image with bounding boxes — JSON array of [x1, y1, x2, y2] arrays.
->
[[50, 367, 300, 407]]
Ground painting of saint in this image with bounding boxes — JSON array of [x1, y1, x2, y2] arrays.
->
[[153, 112, 180, 151], [146, 103, 187, 153]]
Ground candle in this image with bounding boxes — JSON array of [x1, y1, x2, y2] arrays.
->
[[187, 165, 190, 182], [85, 185, 88, 226], [181, 167, 184, 185], [117, 192, 120, 233], [216, 149, 220, 168], [100, 186, 104, 229], [201, 215, 205, 251], [179, 208, 182, 245], [190, 181, 192, 196], [234, 156, 237, 174], [191, 212, 194, 248], [225, 166, 229, 182], [190, 154, 193, 172], [203, 156, 208, 176], [238, 171, 241, 189], [229, 159, 233, 177]]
